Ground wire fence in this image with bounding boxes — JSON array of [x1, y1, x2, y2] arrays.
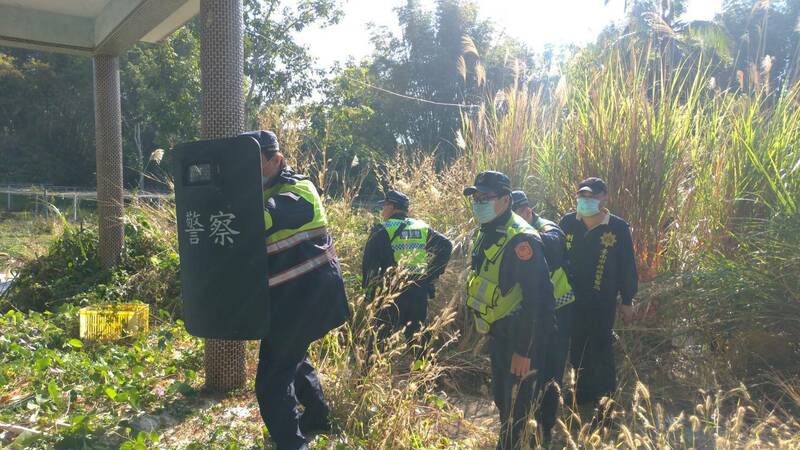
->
[[1, 183, 172, 222]]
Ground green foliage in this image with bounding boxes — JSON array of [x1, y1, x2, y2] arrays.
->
[[0, 51, 95, 185], [3, 206, 180, 314], [243, 0, 343, 123], [121, 25, 202, 190], [661, 214, 800, 380], [0, 304, 201, 449], [0, 1, 343, 188], [300, 0, 540, 182]]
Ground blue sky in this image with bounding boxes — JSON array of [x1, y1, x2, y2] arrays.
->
[[297, 0, 724, 68]]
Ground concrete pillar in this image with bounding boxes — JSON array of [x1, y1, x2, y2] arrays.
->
[[200, 0, 247, 392], [93, 55, 124, 269]]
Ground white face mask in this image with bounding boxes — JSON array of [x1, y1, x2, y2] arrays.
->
[[577, 197, 601, 216], [472, 199, 499, 224]]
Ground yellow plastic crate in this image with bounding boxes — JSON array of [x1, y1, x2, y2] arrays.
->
[[79, 303, 149, 341]]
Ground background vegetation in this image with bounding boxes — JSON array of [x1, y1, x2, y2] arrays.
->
[[2, 0, 800, 448]]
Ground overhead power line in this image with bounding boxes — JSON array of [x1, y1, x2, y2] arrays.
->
[[344, 76, 481, 109]]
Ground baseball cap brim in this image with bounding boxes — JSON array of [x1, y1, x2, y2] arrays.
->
[[577, 186, 597, 194], [463, 185, 497, 196]]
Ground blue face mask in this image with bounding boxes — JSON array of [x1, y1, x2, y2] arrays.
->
[[472, 199, 499, 224], [577, 197, 601, 217]]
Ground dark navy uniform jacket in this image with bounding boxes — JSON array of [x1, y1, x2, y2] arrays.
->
[[361, 212, 453, 296], [264, 169, 350, 346], [533, 215, 567, 275], [559, 211, 638, 308], [472, 209, 556, 359]]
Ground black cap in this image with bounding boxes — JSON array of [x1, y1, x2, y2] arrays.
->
[[378, 190, 410, 210], [240, 130, 279, 154], [463, 171, 512, 196], [511, 190, 530, 209], [577, 177, 607, 195]]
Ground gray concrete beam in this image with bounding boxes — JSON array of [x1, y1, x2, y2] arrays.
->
[[95, 0, 193, 55], [0, 4, 94, 55], [0, 0, 198, 56]]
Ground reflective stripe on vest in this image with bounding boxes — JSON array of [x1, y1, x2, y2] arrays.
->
[[466, 213, 540, 334], [269, 246, 337, 287], [533, 217, 575, 309], [382, 218, 429, 274], [264, 179, 328, 245], [263, 177, 334, 286], [551, 268, 574, 308], [267, 226, 328, 255]]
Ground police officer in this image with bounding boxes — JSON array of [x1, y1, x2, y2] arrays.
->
[[362, 190, 452, 349], [511, 190, 575, 443], [242, 130, 350, 450], [559, 177, 637, 422], [463, 172, 555, 450]]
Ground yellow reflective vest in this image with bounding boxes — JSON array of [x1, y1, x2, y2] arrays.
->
[[262, 177, 333, 287], [381, 218, 429, 274], [533, 217, 575, 309], [466, 213, 539, 334]]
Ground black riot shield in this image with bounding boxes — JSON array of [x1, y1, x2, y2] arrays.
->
[[173, 136, 269, 339]]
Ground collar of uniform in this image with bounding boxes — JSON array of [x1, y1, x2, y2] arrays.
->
[[577, 208, 610, 228], [265, 167, 302, 188]]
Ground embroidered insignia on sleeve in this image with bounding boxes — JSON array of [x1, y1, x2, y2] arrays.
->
[[515, 241, 534, 260]]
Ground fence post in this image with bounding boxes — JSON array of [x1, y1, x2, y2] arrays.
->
[[6, 189, 10, 212], [44, 187, 49, 219], [73, 193, 78, 222]]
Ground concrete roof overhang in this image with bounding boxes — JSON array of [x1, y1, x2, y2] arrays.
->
[[0, 0, 200, 56]]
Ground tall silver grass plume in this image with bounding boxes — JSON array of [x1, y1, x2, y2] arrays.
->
[[761, 55, 773, 75]]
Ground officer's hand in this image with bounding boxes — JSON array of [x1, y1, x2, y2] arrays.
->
[[619, 304, 635, 325], [510, 353, 531, 378]]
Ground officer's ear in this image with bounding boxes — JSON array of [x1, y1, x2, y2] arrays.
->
[[499, 194, 511, 210]]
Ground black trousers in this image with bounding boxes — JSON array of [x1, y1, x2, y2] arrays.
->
[[490, 333, 542, 450], [541, 302, 575, 435], [374, 284, 429, 344], [255, 338, 330, 450], [570, 303, 617, 405]]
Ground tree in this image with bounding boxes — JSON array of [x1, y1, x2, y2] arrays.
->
[[244, 0, 343, 126], [720, 0, 800, 91], [0, 51, 95, 185], [120, 25, 202, 190], [296, 0, 543, 195]]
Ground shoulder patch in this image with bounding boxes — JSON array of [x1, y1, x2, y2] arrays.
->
[[514, 241, 534, 260]]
